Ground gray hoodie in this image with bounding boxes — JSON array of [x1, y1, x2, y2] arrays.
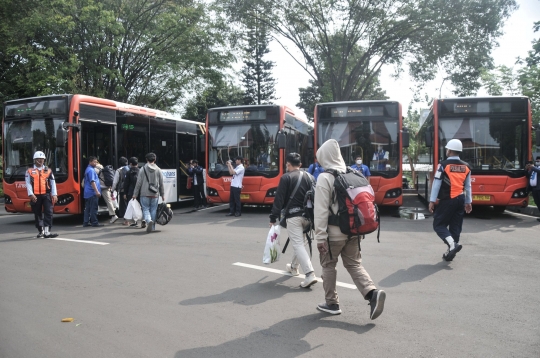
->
[[314, 139, 349, 243], [133, 163, 165, 198]]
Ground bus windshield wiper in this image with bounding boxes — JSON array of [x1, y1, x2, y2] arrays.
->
[[8, 163, 34, 181]]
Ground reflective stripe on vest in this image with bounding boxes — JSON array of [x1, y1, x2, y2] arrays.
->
[[438, 159, 470, 200], [27, 168, 52, 195]]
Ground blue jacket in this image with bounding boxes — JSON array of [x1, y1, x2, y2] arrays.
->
[[308, 162, 325, 180], [351, 164, 371, 177], [84, 165, 101, 199]]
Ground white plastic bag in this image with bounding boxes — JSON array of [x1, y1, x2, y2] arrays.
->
[[263, 225, 281, 264], [124, 199, 142, 221]]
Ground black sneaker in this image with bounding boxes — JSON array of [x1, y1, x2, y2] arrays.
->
[[44, 233, 58, 238], [369, 289, 386, 320], [317, 303, 342, 315], [443, 243, 462, 261], [141, 220, 146, 228], [37, 232, 44, 238]]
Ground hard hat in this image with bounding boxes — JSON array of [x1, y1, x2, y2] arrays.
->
[[445, 139, 463, 152], [33, 151, 46, 159]]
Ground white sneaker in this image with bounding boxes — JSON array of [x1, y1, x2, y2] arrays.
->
[[146, 220, 153, 233], [286, 263, 299, 276], [110, 215, 119, 224], [300, 273, 318, 288]]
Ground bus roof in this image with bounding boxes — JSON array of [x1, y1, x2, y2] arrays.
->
[[316, 100, 400, 107]]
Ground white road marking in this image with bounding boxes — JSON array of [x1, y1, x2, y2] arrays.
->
[[45, 237, 110, 245], [504, 210, 539, 219], [233, 262, 357, 290]]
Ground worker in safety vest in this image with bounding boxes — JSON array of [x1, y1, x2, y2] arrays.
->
[[428, 139, 472, 261], [25, 151, 58, 238]]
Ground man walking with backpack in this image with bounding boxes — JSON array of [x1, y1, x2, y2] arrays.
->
[[133, 153, 165, 233], [269, 153, 318, 288], [314, 139, 386, 319], [95, 161, 118, 223]]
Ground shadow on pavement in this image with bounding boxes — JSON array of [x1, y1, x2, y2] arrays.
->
[[378, 261, 452, 288], [174, 313, 375, 358], [180, 276, 310, 307]]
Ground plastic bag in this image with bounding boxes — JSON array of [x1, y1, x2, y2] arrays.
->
[[124, 199, 142, 221], [263, 225, 281, 264]]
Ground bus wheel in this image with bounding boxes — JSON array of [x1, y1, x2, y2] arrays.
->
[[493, 206, 506, 213]]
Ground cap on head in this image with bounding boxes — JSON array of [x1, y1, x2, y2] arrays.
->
[[33, 151, 46, 160], [445, 139, 463, 152]]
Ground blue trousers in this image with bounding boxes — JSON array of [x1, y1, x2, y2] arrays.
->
[[432, 194, 465, 246], [83, 195, 99, 226], [140, 196, 159, 225]]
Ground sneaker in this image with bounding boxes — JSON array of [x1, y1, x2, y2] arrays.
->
[[36, 231, 44, 238], [44, 233, 58, 238], [317, 303, 342, 315], [286, 263, 299, 276], [369, 289, 386, 320], [442, 243, 462, 261], [146, 220, 153, 233], [536, 218, 540, 222], [300, 273, 318, 288], [110, 215, 119, 224], [129, 222, 138, 227], [141, 220, 146, 229]]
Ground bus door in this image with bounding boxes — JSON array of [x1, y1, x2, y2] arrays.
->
[[177, 132, 196, 200], [80, 120, 116, 212]]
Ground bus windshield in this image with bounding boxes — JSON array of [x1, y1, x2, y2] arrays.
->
[[208, 123, 280, 178], [3, 118, 68, 182], [318, 119, 400, 177], [438, 117, 528, 172]]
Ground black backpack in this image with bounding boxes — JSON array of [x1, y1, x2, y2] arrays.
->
[[115, 167, 128, 192], [100, 165, 115, 187], [302, 174, 317, 226], [156, 203, 173, 225]]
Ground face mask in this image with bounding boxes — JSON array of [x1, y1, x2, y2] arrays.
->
[[356, 160, 362, 165]]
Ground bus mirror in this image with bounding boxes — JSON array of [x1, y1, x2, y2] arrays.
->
[[425, 126, 433, 147], [307, 135, 314, 149], [536, 129, 540, 146], [56, 126, 67, 147], [277, 132, 286, 149], [402, 128, 410, 148]]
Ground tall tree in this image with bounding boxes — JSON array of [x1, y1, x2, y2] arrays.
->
[[221, 0, 517, 101], [0, 0, 232, 110], [480, 65, 520, 96], [519, 21, 540, 126], [240, 12, 277, 105]]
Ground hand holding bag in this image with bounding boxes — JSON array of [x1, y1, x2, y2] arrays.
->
[[263, 225, 281, 264]]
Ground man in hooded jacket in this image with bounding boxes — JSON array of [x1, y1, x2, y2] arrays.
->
[[133, 153, 165, 233], [314, 139, 386, 320]]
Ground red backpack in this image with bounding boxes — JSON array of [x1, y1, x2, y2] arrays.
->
[[326, 168, 380, 255]]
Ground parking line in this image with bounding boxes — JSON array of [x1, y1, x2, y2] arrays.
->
[[233, 262, 357, 290], [46, 237, 110, 245]]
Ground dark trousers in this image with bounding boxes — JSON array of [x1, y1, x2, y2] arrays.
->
[[193, 184, 206, 208], [229, 186, 242, 215], [432, 194, 465, 246], [83, 195, 99, 226], [31, 194, 53, 231], [532, 190, 540, 211], [118, 192, 127, 218]]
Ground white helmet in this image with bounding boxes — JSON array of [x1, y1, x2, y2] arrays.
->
[[445, 139, 463, 152], [33, 151, 46, 160]]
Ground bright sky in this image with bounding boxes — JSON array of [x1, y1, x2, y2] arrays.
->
[[266, 0, 540, 119]]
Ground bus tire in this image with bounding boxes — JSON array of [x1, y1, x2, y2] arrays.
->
[[493, 205, 506, 213]]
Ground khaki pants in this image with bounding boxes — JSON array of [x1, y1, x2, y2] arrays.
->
[[101, 188, 116, 216], [320, 238, 376, 305], [286, 216, 314, 275]]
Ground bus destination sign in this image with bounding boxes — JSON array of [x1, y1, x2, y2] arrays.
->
[[330, 106, 384, 118], [220, 110, 267, 122]]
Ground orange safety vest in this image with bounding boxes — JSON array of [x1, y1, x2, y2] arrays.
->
[[437, 159, 471, 200], [27, 167, 52, 195]]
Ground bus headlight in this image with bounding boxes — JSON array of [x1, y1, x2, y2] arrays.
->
[[384, 188, 402, 198], [266, 188, 278, 197], [207, 187, 219, 196], [56, 194, 74, 206], [4, 195, 12, 205], [512, 188, 528, 198]]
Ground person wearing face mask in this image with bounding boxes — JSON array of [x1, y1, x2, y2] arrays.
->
[[428, 139, 472, 261], [350, 156, 371, 178], [526, 156, 540, 222]]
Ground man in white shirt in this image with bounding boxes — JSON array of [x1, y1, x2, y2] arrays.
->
[[226, 156, 245, 217]]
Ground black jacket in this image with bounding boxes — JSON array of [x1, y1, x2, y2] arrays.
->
[[123, 166, 140, 197], [188, 165, 204, 186], [269, 170, 314, 223]]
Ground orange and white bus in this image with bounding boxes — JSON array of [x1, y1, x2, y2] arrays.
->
[[416, 97, 532, 211], [3, 94, 205, 214], [205, 105, 313, 205], [314, 101, 408, 206]]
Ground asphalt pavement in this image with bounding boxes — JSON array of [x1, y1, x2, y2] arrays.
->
[[0, 196, 539, 358]]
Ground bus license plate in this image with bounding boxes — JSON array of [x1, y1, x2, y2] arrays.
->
[[240, 194, 250, 200], [473, 195, 491, 201]]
